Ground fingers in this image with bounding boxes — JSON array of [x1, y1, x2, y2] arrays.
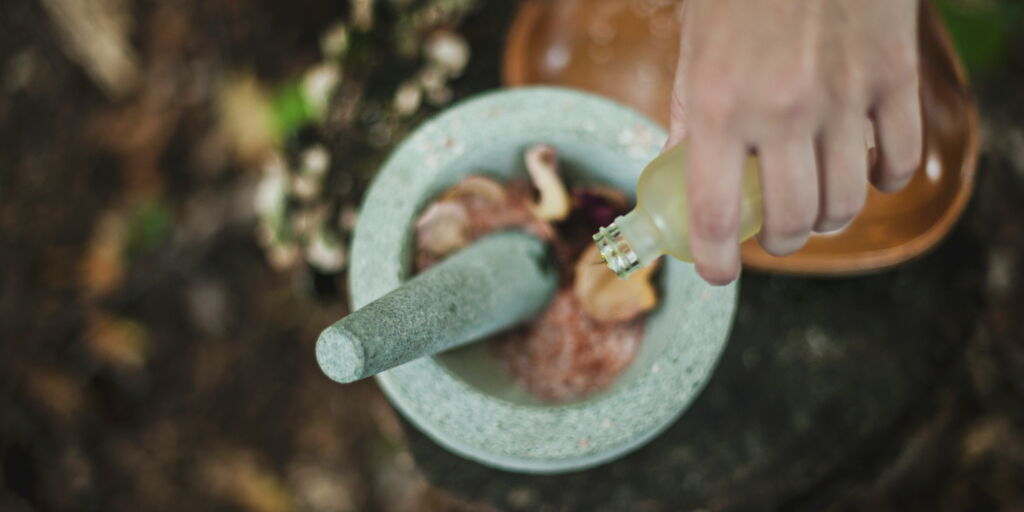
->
[[870, 82, 923, 192], [756, 140, 819, 256], [686, 131, 745, 285], [814, 116, 868, 232]]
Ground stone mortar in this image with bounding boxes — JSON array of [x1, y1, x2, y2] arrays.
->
[[347, 87, 738, 473]]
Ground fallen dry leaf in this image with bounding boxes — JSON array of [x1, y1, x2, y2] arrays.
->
[[573, 244, 659, 323]]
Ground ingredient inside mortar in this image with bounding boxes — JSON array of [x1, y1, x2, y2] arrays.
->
[[414, 145, 660, 402]]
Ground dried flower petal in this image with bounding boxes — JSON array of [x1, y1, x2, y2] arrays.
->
[[524, 144, 571, 221], [440, 175, 506, 204], [414, 201, 470, 257], [572, 185, 631, 228], [573, 244, 658, 323]]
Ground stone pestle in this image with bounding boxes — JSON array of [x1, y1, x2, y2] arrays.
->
[[316, 231, 558, 383]]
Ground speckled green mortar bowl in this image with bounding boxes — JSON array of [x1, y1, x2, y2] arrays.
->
[[349, 87, 738, 474]]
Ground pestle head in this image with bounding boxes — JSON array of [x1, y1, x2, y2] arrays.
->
[[316, 231, 558, 384], [316, 324, 366, 383]]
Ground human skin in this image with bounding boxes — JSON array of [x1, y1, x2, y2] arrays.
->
[[666, 0, 923, 285]]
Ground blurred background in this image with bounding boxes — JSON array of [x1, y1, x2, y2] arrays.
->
[[0, 0, 1022, 511]]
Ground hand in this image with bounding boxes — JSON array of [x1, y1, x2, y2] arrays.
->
[[667, 0, 923, 285]]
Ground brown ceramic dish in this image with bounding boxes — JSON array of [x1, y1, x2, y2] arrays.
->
[[503, 0, 978, 275]]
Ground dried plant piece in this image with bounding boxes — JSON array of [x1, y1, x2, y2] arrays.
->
[[573, 244, 659, 323], [411, 157, 652, 401], [414, 201, 471, 258], [462, 181, 557, 243], [573, 185, 631, 227], [524, 145, 571, 221], [440, 175, 506, 204]]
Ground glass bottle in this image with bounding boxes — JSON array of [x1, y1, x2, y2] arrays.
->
[[593, 143, 763, 278]]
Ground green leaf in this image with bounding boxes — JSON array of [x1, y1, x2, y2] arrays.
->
[[271, 80, 315, 140], [936, 0, 1024, 77]]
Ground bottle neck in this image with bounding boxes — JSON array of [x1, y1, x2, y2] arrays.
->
[[593, 208, 664, 278]]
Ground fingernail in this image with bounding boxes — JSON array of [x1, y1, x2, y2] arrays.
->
[[694, 243, 740, 285], [757, 231, 810, 257]]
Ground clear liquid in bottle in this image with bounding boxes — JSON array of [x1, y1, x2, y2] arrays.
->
[[594, 143, 763, 278]]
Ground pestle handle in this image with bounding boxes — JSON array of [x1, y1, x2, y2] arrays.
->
[[316, 231, 558, 383]]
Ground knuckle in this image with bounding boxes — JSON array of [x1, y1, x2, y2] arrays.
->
[[828, 81, 866, 108], [689, 66, 738, 122], [692, 85, 737, 123], [761, 82, 816, 123]]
